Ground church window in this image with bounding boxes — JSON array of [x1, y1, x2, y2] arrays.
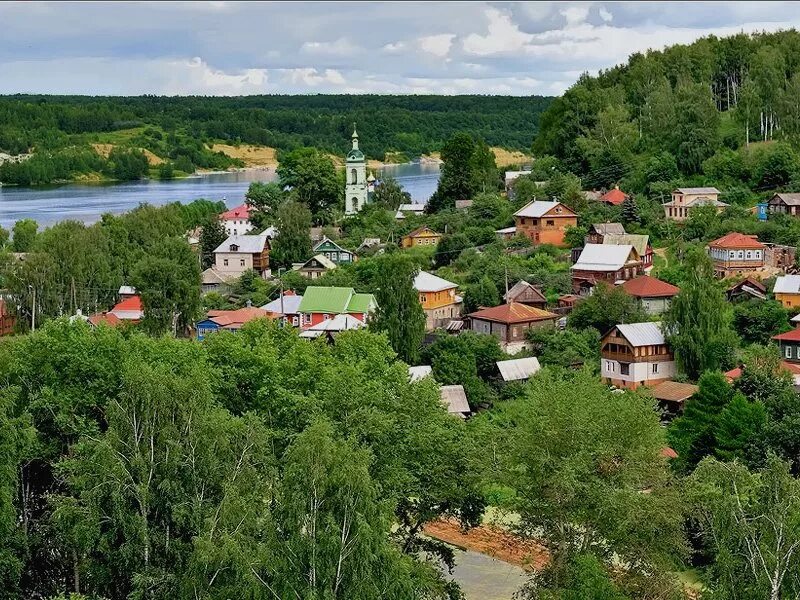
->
[[351, 168, 357, 183]]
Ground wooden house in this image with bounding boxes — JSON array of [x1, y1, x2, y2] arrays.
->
[[414, 271, 462, 330], [293, 255, 337, 280], [586, 223, 625, 245], [297, 286, 376, 329], [312, 237, 355, 264], [600, 322, 675, 389], [213, 233, 271, 277], [571, 244, 643, 294], [513, 200, 577, 247], [707, 232, 765, 278], [401, 226, 441, 248], [603, 233, 654, 271], [767, 193, 800, 217], [196, 307, 272, 341], [621, 275, 679, 315], [774, 275, 800, 309], [466, 302, 558, 352], [726, 278, 767, 302], [503, 280, 547, 309]]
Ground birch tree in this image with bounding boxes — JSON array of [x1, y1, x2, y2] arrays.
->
[[689, 456, 800, 600]]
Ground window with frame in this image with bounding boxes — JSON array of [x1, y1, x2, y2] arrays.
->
[[652, 363, 659, 374], [546, 220, 555, 226], [786, 345, 793, 359], [240, 259, 245, 267], [620, 363, 630, 376], [223, 259, 229, 266]]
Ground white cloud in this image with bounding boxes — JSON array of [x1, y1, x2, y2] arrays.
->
[[382, 41, 405, 53], [418, 33, 455, 58], [562, 5, 590, 27], [163, 57, 267, 95], [462, 7, 534, 56], [599, 6, 613, 23], [282, 68, 346, 87], [300, 38, 359, 56]]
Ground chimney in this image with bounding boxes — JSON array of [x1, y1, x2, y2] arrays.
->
[[246, 300, 252, 307]]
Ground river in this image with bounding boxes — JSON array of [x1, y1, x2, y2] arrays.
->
[[0, 161, 441, 228]]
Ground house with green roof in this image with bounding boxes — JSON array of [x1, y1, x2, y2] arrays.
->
[[297, 286, 377, 329], [313, 237, 355, 264]]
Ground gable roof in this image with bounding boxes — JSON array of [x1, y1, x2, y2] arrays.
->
[[404, 226, 440, 238], [468, 302, 557, 324], [213, 233, 269, 254], [313, 237, 350, 253], [206, 307, 271, 329], [440, 385, 470, 416], [590, 223, 625, 236], [773, 275, 800, 294], [504, 280, 547, 303], [395, 204, 425, 219], [572, 244, 638, 272], [297, 254, 337, 271], [514, 200, 576, 218], [299, 314, 365, 337], [497, 357, 541, 381], [770, 193, 800, 206], [600, 187, 628, 205], [773, 327, 800, 342], [220, 203, 251, 220], [709, 232, 765, 249], [674, 187, 721, 195], [603, 233, 650, 256], [261, 293, 303, 315], [613, 322, 666, 347], [88, 312, 122, 327], [414, 271, 458, 293], [622, 275, 680, 298], [298, 287, 376, 314], [201, 267, 237, 286]]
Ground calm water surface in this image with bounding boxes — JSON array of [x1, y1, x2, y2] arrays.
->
[[0, 162, 440, 228]]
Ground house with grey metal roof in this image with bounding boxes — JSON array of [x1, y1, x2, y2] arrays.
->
[[440, 385, 471, 418], [496, 357, 541, 382], [571, 244, 643, 295], [213, 233, 271, 278], [600, 322, 675, 390]]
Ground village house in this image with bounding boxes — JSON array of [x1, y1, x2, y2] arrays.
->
[[503, 280, 548, 309], [649, 381, 699, 416], [767, 193, 800, 217], [495, 225, 517, 241], [309, 226, 341, 244], [88, 295, 144, 327], [402, 226, 441, 248], [621, 275, 680, 315], [598, 186, 628, 206], [299, 313, 365, 340], [571, 244, 643, 295], [496, 356, 542, 382], [466, 302, 558, 352], [774, 275, 800, 309], [663, 187, 727, 221], [394, 204, 426, 220], [414, 271, 462, 330], [261, 290, 303, 327], [707, 232, 765, 278], [586, 222, 626, 245], [201, 268, 236, 294], [600, 322, 675, 390], [771, 328, 800, 386], [293, 254, 337, 279], [196, 306, 272, 341], [219, 204, 253, 236], [726, 278, 767, 302], [297, 286, 376, 329], [213, 233, 271, 278], [313, 237, 355, 264], [603, 233, 654, 271], [513, 200, 577, 247]]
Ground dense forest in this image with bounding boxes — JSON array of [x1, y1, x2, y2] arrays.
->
[[0, 94, 550, 185], [533, 29, 800, 203]]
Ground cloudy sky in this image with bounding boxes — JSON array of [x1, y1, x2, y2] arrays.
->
[[0, 1, 798, 96]]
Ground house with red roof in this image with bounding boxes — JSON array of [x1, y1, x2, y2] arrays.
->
[[219, 203, 253, 236], [86, 295, 143, 327], [466, 302, 558, 352], [195, 306, 273, 340], [599, 186, 628, 206], [621, 275, 680, 315], [707, 232, 765, 278], [726, 329, 800, 387]]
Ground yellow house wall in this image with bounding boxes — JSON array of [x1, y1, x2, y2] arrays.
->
[[776, 292, 800, 309], [419, 288, 457, 309]]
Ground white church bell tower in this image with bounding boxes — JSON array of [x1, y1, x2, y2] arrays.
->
[[345, 125, 368, 215]]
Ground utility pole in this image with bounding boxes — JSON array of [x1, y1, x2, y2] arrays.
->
[[277, 267, 285, 326], [504, 265, 509, 300]]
